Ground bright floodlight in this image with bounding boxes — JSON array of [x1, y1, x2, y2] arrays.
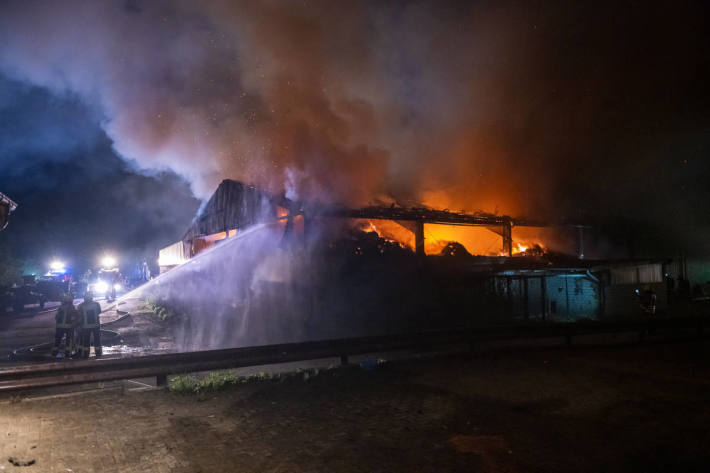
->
[[94, 280, 109, 294], [101, 255, 116, 268], [49, 260, 64, 271]]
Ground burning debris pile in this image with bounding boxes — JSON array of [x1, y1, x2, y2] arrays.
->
[[333, 226, 413, 259], [439, 242, 471, 258]]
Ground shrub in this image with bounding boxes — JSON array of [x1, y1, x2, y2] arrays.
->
[[144, 298, 178, 321], [167, 367, 330, 394], [168, 374, 199, 394]]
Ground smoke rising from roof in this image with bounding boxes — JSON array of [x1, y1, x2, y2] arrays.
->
[[1, 0, 708, 230]]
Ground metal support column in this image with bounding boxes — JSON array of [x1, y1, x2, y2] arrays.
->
[[502, 219, 513, 257], [576, 225, 585, 259], [541, 276, 547, 321], [414, 220, 425, 257], [523, 277, 529, 320]]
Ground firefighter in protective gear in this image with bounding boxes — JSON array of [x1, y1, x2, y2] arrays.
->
[[77, 291, 102, 358], [98, 268, 121, 301], [639, 285, 657, 316], [51, 293, 76, 357]]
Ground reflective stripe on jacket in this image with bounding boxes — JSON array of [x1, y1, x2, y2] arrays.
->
[[78, 301, 102, 329], [56, 305, 74, 329]]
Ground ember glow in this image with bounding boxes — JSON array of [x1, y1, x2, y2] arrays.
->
[[362, 219, 547, 256]]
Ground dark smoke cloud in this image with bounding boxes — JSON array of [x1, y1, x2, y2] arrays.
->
[[0, 0, 390, 203], [1, 0, 708, 236]]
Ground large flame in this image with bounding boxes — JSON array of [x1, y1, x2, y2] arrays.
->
[[361, 219, 546, 256]]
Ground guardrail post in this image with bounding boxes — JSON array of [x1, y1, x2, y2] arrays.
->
[[340, 354, 348, 366], [156, 374, 167, 387]]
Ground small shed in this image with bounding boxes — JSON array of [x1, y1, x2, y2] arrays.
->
[[494, 269, 601, 322]]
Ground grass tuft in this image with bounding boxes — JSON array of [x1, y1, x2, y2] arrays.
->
[[168, 374, 200, 394], [144, 298, 179, 321], [167, 366, 335, 395]]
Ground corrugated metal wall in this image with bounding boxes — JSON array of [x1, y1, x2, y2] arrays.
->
[[545, 275, 599, 321], [495, 273, 601, 321], [158, 240, 191, 267], [610, 263, 663, 285], [527, 277, 544, 318], [183, 180, 281, 241]]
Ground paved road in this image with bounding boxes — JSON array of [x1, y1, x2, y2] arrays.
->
[[0, 298, 117, 361]]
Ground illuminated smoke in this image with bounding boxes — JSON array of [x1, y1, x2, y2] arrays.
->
[[0, 0, 546, 214], [0, 0, 704, 230]]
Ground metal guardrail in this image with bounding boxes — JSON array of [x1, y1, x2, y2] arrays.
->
[[0, 317, 706, 392]]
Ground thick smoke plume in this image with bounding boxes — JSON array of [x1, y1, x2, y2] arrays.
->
[[1, 0, 708, 229]]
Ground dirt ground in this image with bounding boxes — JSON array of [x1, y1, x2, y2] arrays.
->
[[100, 297, 179, 358], [1, 340, 709, 472]]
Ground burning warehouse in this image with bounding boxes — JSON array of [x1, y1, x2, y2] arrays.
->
[[159, 179, 558, 272], [1, 1, 709, 470], [153, 179, 670, 346]]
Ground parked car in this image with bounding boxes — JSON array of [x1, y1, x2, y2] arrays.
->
[[8, 276, 45, 313], [1, 275, 68, 314]]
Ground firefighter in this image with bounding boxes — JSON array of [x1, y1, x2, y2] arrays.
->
[[141, 259, 150, 281], [51, 293, 76, 357], [638, 285, 657, 316], [110, 268, 122, 301], [99, 267, 122, 301], [77, 291, 102, 358]]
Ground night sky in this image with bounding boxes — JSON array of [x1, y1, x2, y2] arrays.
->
[[1, 0, 710, 274], [0, 76, 199, 274]]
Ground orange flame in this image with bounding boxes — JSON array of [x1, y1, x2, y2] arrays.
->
[[513, 243, 528, 254], [360, 219, 546, 256]]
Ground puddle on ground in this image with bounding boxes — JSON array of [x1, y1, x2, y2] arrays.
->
[[101, 345, 172, 356]]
